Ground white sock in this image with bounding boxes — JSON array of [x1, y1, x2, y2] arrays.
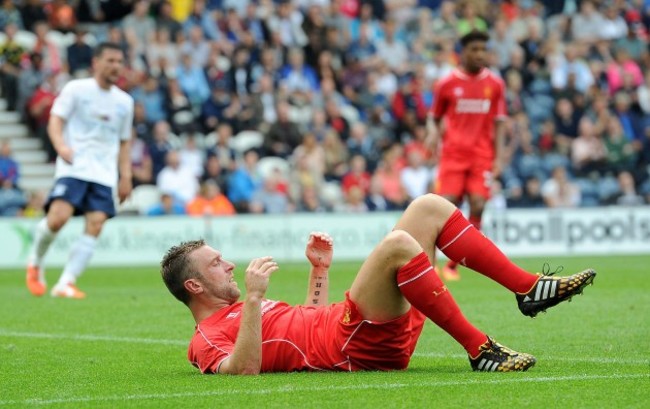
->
[[57, 234, 97, 286], [28, 218, 57, 278]]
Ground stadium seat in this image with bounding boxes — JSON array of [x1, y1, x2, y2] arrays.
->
[[14, 30, 37, 51], [320, 181, 344, 208], [229, 130, 264, 154], [118, 185, 162, 215], [257, 156, 290, 180], [340, 105, 360, 125]]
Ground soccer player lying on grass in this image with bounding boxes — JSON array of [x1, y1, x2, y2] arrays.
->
[[160, 194, 596, 374]]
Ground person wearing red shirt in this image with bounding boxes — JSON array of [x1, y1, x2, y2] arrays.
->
[[430, 30, 507, 281], [161, 194, 596, 375]]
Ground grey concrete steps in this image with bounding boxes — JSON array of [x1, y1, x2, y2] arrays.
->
[[20, 163, 55, 177]]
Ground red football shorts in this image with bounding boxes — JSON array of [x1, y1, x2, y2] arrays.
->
[[435, 154, 493, 199], [334, 292, 426, 371]]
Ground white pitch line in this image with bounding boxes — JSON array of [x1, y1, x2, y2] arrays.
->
[[0, 374, 647, 406], [0, 330, 187, 346], [1, 330, 648, 366], [412, 352, 650, 366]]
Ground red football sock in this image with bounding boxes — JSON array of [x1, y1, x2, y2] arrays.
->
[[445, 215, 481, 270], [397, 252, 487, 356], [437, 209, 538, 293]]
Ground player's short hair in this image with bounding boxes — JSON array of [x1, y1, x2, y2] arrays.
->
[[460, 30, 490, 48], [93, 42, 124, 58], [161, 239, 206, 305]]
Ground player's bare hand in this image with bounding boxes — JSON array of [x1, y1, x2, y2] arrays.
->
[[57, 145, 74, 164], [305, 232, 333, 269], [118, 177, 133, 203], [244, 256, 279, 299]]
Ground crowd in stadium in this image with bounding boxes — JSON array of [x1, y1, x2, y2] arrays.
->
[[0, 0, 649, 217]]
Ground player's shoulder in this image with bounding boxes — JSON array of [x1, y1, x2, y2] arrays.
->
[[484, 69, 506, 87], [111, 86, 134, 105], [61, 77, 94, 92]]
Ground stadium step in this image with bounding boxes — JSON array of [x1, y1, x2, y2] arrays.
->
[[2, 136, 42, 151], [21, 163, 55, 177], [0, 123, 29, 138], [0, 111, 21, 124], [13, 150, 48, 164], [19, 176, 53, 192], [0, 99, 7, 112]]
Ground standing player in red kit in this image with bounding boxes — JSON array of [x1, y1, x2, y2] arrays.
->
[[160, 194, 596, 375], [430, 30, 507, 281]]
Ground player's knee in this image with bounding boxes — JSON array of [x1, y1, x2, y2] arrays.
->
[[47, 213, 69, 232], [85, 219, 105, 236], [469, 196, 486, 215], [409, 194, 456, 217], [383, 230, 422, 256]]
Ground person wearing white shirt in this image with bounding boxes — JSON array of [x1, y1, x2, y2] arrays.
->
[[26, 43, 134, 299], [157, 150, 200, 205]]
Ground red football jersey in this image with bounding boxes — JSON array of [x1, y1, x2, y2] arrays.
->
[[188, 299, 350, 374], [187, 294, 426, 373], [432, 68, 507, 160]]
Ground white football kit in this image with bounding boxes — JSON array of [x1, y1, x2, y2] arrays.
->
[[50, 78, 134, 189]]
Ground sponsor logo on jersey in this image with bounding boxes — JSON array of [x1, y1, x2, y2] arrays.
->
[[261, 299, 279, 316], [226, 312, 240, 319], [453, 87, 464, 96], [456, 98, 491, 113]]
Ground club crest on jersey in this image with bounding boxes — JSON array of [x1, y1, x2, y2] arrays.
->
[[341, 307, 351, 324], [484, 87, 492, 98], [453, 87, 464, 96]]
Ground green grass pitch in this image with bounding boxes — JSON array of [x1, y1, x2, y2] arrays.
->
[[1, 255, 648, 408]]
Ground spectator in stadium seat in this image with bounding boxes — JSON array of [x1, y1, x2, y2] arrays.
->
[[155, 1, 183, 41], [186, 180, 236, 216], [131, 75, 168, 124], [18, 52, 47, 120], [603, 116, 638, 174], [165, 79, 195, 134], [570, 0, 604, 44], [131, 134, 153, 187], [176, 52, 210, 109], [550, 44, 595, 94], [146, 192, 187, 216], [157, 150, 200, 205], [206, 123, 237, 173], [44, 0, 76, 33], [0, 141, 19, 188], [179, 133, 206, 179], [149, 121, 175, 180], [400, 150, 434, 201], [335, 185, 369, 213], [265, 0, 308, 48], [296, 184, 327, 212], [456, 1, 488, 37], [160, 194, 597, 374], [26, 71, 58, 162], [606, 48, 644, 96], [147, 28, 180, 78], [179, 25, 211, 69], [182, 0, 221, 41], [202, 154, 230, 197], [0, 177, 26, 216], [21, 190, 45, 218], [67, 29, 93, 77], [553, 98, 581, 154], [571, 117, 608, 177], [32, 21, 62, 72], [19, 0, 46, 32], [0, 23, 26, 111], [227, 148, 262, 213], [541, 166, 581, 208], [0, 0, 23, 31], [249, 171, 293, 214], [341, 154, 371, 197], [264, 101, 303, 158], [613, 171, 644, 206]]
